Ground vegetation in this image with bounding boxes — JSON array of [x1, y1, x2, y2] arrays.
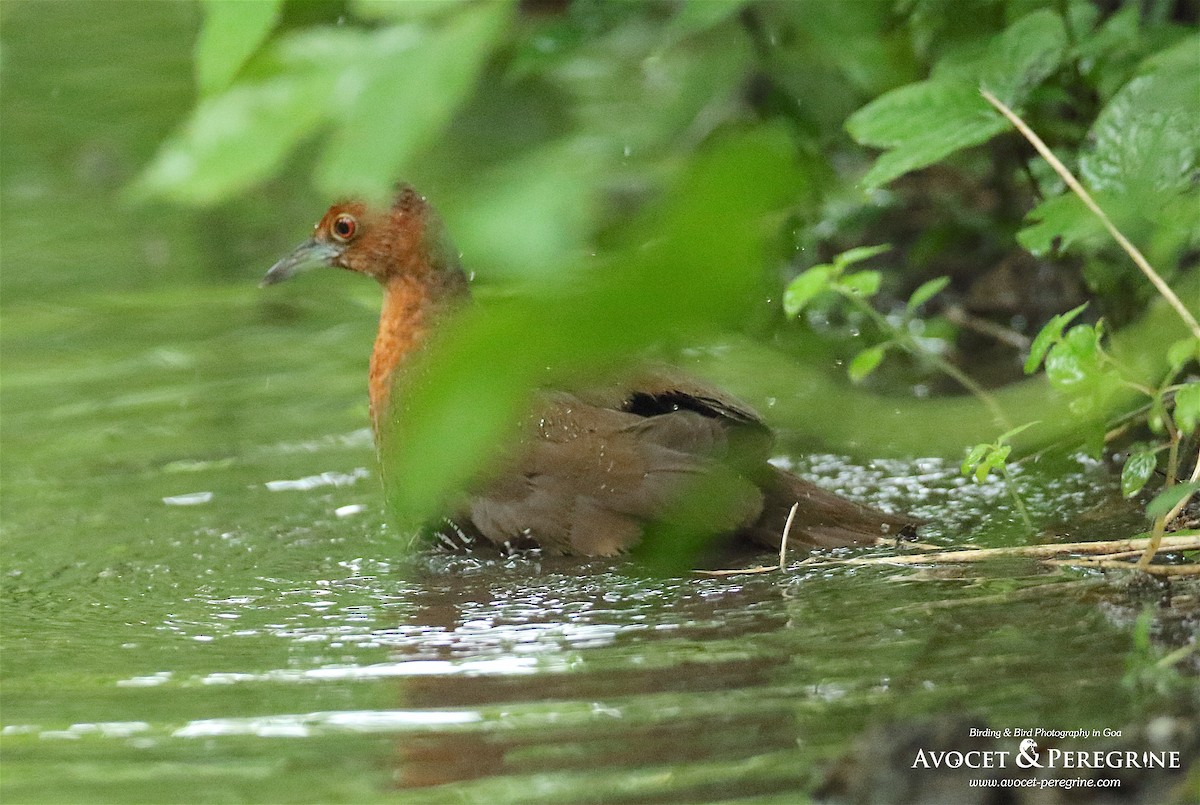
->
[[135, 0, 1199, 558]]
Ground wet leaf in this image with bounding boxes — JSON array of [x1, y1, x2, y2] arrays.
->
[[1120, 448, 1157, 498]]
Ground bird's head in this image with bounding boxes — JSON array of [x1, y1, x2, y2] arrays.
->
[[262, 185, 461, 287]]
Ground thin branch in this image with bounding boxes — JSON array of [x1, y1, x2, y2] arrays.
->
[[780, 502, 797, 570], [981, 89, 1200, 341]]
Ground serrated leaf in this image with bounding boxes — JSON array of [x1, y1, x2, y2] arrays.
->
[[317, 3, 510, 200], [847, 80, 1006, 188], [1121, 449, 1158, 498], [195, 0, 282, 96], [848, 344, 886, 383], [840, 270, 882, 298], [1175, 383, 1200, 435], [1146, 482, 1200, 520], [833, 244, 891, 271], [1018, 192, 1108, 257], [783, 265, 834, 315], [1024, 303, 1087, 374], [1167, 337, 1200, 371], [906, 276, 950, 311]]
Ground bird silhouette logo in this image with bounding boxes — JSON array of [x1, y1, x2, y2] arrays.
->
[[1016, 738, 1043, 768]]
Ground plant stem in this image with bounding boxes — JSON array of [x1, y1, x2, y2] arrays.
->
[[1001, 463, 1036, 535], [981, 89, 1200, 342], [846, 295, 1010, 428]]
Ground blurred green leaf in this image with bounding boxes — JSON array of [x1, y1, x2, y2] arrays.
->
[[317, 3, 511, 201], [906, 275, 950, 311], [1024, 303, 1087, 374], [659, 0, 747, 50], [1175, 382, 1200, 435], [977, 9, 1066, 106], [833, 243, 890, 271], [961, 443, 990, 476], [352, 0, 474, 21], [195, 0, 281, 96], [1120, 447, 1157, 498], [839, 270, 881, 297], [1146, 482, 1200, 520], [380, 127, 806, 529], [130, 73, 334, 205], [783, 265, 834, 315], [848, 344, 885, 383], [1167, 337, 1200, 372]]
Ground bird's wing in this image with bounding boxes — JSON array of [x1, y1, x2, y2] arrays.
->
[[465, 383, 767, 556]]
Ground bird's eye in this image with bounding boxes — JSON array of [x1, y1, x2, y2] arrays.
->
[[330, 214, 357, 243]]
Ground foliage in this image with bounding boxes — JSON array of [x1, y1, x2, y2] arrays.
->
[[132, 0, 1199, 549]]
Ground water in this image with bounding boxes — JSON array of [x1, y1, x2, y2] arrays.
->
[[1, 3, 1195, 803]]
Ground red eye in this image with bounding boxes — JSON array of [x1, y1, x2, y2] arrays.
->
[[331, 214, 357, 242]]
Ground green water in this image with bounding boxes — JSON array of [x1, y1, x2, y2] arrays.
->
[[1, 3, 1195, 804]]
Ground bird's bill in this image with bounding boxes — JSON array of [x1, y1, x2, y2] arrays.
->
[[260, 239, 342, 287]]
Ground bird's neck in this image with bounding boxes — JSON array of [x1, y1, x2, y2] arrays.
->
[[368, 271, 467, 434]]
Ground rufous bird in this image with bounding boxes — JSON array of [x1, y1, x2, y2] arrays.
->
[[263, 186, 912, 556]]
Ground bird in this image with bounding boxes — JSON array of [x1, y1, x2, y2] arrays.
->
[[262, 185, 913, 557]]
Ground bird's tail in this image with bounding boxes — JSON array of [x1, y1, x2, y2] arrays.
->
[[742, 466, 916, 552]]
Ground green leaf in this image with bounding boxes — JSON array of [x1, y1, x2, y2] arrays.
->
[[1167, 337, 1200, 371], [1017, 191, 1108, 257], [997, 420, 1040, 444], [1146, 482, 1200, 520], [1175, 382, 1200, 435], [977, 9, 1067, 106], [848, 344, 886, 383], [847, 10, 1065, 189], [1043, 323, 1104, 391], [1024, 303, 1087, 374], [195, 0, 282, 96], [906, 276, 950, 311], [847, 80, 1006, 188], [316, 3, 511, 200], [1121, 448, 1158, 498], [833, 244, 891, 271], [839, 270, 882, 298], [961, 443, 990, 477], [1080, 70, 1200, 201], [659, 0, 748, 50], [130, 70, 336, 205], [783, 265, 834, 315]]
